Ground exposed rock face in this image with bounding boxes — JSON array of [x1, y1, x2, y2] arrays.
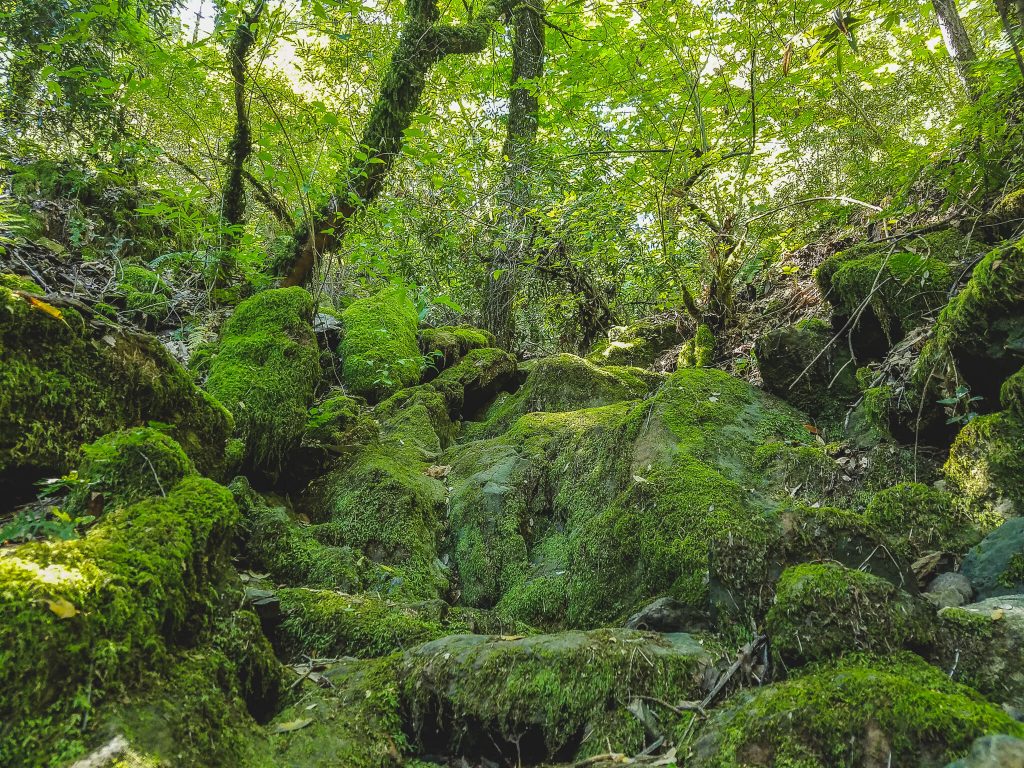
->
[[961, 518, 1024, 600], [945, 735, 1024, 768]]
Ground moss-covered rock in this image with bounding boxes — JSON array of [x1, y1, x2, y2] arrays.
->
[[117, 265, 172, 325], [755, 317, 858, 420], [932, 595, 1024, 711], [677, 323, 715, 369], [339, 286, 422, 402], [944, 412, 1024, 524], [1002, 367, 1024, 422], [0, 286, 232, 498], [273, 589, 452, 660], [960, 517, 1024, 599], [0, 476, 239, 764], [0, 272, 43, 293], [419, 325, 494, 376], [864, 482, 981, 560], [68, 426, 196, 514], [708, 503, 917, 624], [587, 319, 682, 368], [205, 286, 321, 479], [292, 393, 378, 483], [982, 186, 1024, 240], [690, 652, 1024, 767], [911, 239, 1024, 426], [817, 229, 975, 358], [766, 563, 934, 668], [267, 657, 406, 768], [470, 353, 651, 438], [399, 629, 719, 764], [232, 476, 372, 591]]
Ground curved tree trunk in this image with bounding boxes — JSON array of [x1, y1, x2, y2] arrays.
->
[[219, 0, 265, 283], [279, 0, 504, 288], [482, 0, 546, 348]]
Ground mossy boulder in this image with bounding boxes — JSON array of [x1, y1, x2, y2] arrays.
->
[[339, 286, 422, 402], [708, 503, 917, 625], [117, 265, 172, 325], [960, 517, 1024, 600], [434, 346, 518, 418], [911, 239, 1024, 426], [755, 317, 858, 419], [419, 325, 494, 376], [766, 563, 934, 669], [399, 629, 719, 764], [205, 286, 321, 479], [587, 319, 682, 368], [944, 411, 1024, 524], [470, 353, 652, 437], [0, 476, 239, 764], [293, 393, 378, 483], [982, 186, 1024, 240], [690, 652, 1024, 767], [1002, 367, 1024, 422], [450, 365, 818, 628], [817, 229, 974, 359], [68, 426, 196, 514], [273, 589, 453, 660], [864, 482, 981, 560], [0, 285, 232, 498], [933, 596, 1024, 711]]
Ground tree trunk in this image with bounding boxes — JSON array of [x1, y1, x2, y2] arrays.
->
[[931, 0, 979, 99], [994, 0, 1024, 80], [482, 0, 546, 348], [219, 0, 265, 282], [279, 0, 504, 288]]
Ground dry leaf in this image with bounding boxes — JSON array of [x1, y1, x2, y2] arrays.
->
[[497, 635, 526, 641], [425, 465, 451, 478], [26, 296, 66, 324], [270, 718, 313, 734], [46, 597, 79, 619], [782, 42, 794, 75], [991, 608, 1005, 621]]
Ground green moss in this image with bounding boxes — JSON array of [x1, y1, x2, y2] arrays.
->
[[399, 629, 718, 763], [766, 563, 934, 669], [677, 323, 715, 368], [912, 240, 1024, 419], [691, 652, 1024, 767], [944, 411, 1024, 524], [267, 657, 407, 768], [470, 353, 649, 438], [339, 286, 422, 402], [206, 286, 321, 478], [752, 442, 851, 506], [231, 476, 371, 591], [434, 346, 517, 419], [817, 230, 973, 357], [117, 265, 172, 324], [0, 272, 42, 293], [755, 318, 858, 421], [419, 325, 494, 374], [275, 589, 450, 659], [375, 384, 455, 453], [69, 427, 196, 514], [0, 286, 232, 492], [587, 320, 681, 368], [0, 476, 239, 764], [1001, 367, 1024, 422], [864, 482, 981, 559]]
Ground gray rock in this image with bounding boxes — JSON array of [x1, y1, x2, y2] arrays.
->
[[926, 571, 973, 608], [962, 517, 1024, 600], [313, 312, 343, 348], [944, 734, 1024, 767], [625, 596, 711, 632]]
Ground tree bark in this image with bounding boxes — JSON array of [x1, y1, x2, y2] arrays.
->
[[481, 0, 545, 348], [279, 0, 504, 288], [218, 0, 265, 283], [931, 0, 979, 99]]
